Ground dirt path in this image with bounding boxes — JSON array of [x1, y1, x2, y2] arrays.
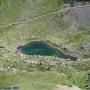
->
[[54, 85, 82, 90]]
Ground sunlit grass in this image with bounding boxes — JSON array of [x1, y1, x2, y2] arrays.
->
[[0, 70, 87, 90]]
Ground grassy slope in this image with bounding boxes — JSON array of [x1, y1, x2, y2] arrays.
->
[[0, 0, 61, 25], [0, 66, 87, 90], [0, 0, 90, 90], [0, 0, 64, 48], [0, 0, 89, 49]]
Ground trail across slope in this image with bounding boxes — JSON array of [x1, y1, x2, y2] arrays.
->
[[0, 5, 90, 28]]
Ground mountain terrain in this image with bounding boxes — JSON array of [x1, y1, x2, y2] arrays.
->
[[0, 0, 90, 90]]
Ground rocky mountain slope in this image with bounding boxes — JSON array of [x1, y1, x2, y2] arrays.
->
[[0, 0, 90, 59], [0, 1, 90, 90]]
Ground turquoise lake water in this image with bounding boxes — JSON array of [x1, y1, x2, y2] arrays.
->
[[17, 41, 65, 58]]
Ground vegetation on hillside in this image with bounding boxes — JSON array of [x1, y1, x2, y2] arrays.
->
[[0, 0, 90, 90]]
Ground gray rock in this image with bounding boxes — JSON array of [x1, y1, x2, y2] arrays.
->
[[62, 46, 80, 60], [86, 71, 90, 89], [80, 39, 90, 52]]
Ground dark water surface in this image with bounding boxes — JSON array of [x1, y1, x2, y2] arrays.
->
[[17, 41, 65, 57]]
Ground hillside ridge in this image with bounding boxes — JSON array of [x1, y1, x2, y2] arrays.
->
[[0, 4, 90, 28]]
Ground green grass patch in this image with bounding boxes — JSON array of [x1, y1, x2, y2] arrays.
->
[[0, 70, 87, 90]]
